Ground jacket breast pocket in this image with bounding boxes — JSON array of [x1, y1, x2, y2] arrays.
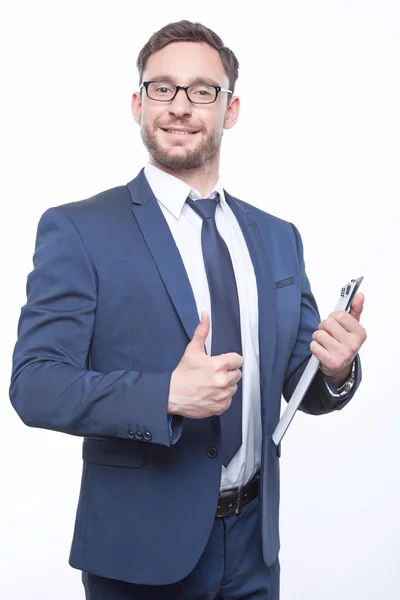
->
[[275, 277, 294, 289], [82, 438, 145, 468]]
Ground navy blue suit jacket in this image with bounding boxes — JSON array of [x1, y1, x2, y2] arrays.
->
[[10, 169, 360, 585]]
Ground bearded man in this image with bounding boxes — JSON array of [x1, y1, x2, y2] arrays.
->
[[10, 19, 366, 600]]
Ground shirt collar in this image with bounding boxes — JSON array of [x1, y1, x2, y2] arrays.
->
[[144, 163, 228, 220]]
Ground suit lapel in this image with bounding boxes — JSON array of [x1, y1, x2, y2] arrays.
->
[[225, 192, 277, 393], [127, 171, 277, 394], [127, 170, 199, 341]]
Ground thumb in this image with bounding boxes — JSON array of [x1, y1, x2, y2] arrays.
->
[[349, 293, 365, 322], [189, 311, 210, 353]]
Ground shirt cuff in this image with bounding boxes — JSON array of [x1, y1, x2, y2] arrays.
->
[[167, 414, 173, 437]]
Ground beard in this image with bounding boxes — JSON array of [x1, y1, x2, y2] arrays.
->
[[140, 121, 223, 171]]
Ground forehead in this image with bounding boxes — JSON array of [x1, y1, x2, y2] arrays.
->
[[143, 42, 229, 85]]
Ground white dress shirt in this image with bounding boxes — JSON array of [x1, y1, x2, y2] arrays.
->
[[144, 163, 261, 490]]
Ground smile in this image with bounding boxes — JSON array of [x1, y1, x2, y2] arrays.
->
[[162, 128, 200, 135]]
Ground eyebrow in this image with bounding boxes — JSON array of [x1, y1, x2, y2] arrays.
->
[[146, 75, 223, 87]]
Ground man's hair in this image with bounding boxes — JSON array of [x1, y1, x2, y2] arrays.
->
[[136, 20, 239, 93]]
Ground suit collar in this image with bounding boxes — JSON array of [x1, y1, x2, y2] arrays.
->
[[127, 168, 155, 206], [129, 166, 229, 221]]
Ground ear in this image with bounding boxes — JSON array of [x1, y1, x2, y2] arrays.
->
[[131, 91, 142, 125], [224, 95, 240, 130]]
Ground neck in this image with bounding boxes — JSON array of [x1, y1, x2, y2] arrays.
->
[[149, 156, 220, 197]]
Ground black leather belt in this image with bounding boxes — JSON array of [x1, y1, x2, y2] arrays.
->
[[216, 474, 259, 518]]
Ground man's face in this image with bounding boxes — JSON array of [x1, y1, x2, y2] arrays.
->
[[132, 42, 239, 171]]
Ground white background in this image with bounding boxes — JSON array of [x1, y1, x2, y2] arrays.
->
[[1, 1, 399, 598]]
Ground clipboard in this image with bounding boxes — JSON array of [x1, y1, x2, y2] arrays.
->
[[272, 276, 363, 446]]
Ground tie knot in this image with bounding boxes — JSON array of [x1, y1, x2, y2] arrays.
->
[[187, 195, 219, 220]]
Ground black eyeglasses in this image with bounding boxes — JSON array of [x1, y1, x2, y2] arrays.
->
[[140, 81, 233, 105]]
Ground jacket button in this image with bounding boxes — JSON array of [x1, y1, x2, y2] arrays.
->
[[143, 432, 152, 441], [135, 432, 144, 441], [206, 446, 218, 459], [127, 430, 135, 439]]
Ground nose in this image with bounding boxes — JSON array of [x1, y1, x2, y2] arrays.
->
[[168, 88, 193, 118]]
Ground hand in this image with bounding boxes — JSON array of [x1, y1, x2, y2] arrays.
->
[[310, 293, 367, 387], [168, 312, 244, 419]]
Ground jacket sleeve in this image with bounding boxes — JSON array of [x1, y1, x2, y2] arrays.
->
[[9, 207, 183, 445], [282, 223, 361, 415]]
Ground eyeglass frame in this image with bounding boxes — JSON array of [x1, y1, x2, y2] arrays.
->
[[139, 81, 233, 105]]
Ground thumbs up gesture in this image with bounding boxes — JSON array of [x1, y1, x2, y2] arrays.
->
[[168, 312, 244, 419]]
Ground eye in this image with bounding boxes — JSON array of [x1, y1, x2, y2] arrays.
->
[[192, 86, 214, 96], [155, 85, 174, 94], [147, 82, 176, 99]]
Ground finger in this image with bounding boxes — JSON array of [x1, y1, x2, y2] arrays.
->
[[228, 382, 238, 396], [310, 340, 333, 365], [326, 310, 362, 334], [213, 352, 244, 371], [349, 293, 364, 322], [311, 335, 355, 373], [318, 317, 350, 345], [229, 368, 242, 386], [312, 329, 343, 356], [315, 322, 364, 357], [190, 312, 210, 352], [310, 339, 350, 372]]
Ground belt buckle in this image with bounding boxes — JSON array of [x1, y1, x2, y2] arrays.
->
[[230, 488, 241, 515]]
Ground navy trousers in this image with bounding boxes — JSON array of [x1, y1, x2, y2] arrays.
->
[[82, 496, 280, 599]]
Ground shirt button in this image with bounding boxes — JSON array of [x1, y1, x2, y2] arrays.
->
[[206, 446, 218, 459], [135, 432, 144, 441], [127, 430, 135, 439], [143, 432, 152, 441]]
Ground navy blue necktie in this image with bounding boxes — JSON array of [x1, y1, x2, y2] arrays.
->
[[187, 195, 243, 466]]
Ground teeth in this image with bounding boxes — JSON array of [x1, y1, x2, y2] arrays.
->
[[166, 130, 194, 135]]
